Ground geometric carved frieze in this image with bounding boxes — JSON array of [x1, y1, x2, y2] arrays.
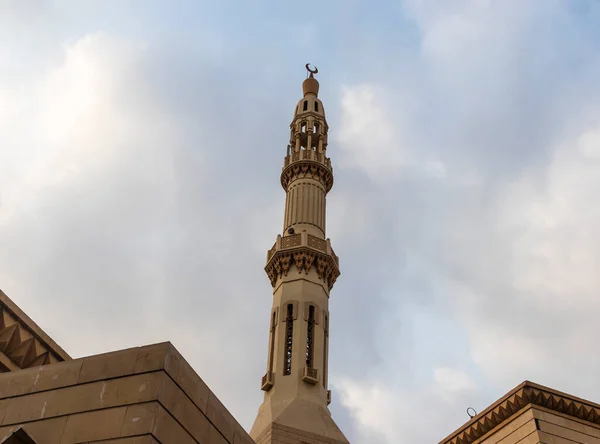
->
[[281, 156, 334, 193], [265, 233, 340, 291], [0, 303, 65, 372], [440, 381, 600, 444]]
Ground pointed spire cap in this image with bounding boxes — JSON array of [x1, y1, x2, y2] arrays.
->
[[302, 63, 319, 97]]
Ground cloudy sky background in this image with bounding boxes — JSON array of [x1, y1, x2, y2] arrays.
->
[[3, 0, 600, 442]]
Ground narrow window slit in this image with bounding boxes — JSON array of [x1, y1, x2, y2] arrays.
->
[[269, 311, 277, 373], [323, 314, 329, 388], [306, 305, 315, 368], [284, 304, 294, 375]]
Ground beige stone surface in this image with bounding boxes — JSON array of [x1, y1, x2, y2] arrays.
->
[[0, 342, 253, 443], [2, 428, 38, 444], [255, 422, 348, 444], [478, 408, 538, 444], [533, 407, 600, 443], [81, 438, 159, 444]]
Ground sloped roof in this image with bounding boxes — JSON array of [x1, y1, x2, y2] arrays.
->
[[440, 381, 600, 444], [0, 428, 38, 444], [0, 289, 70, 372]]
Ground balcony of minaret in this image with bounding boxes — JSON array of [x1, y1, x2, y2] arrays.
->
[[265, 232, 340, 291], [281, 149, 333, 194], [284, 148, 332, 169]]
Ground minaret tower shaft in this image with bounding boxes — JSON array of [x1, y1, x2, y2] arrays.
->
[[250, 66, 349, 444]]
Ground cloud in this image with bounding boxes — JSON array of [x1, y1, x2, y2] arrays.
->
[[463, 121, 600, 387], [3, 1, 600, 444], [335, 84, 405, 176], [0, 29, 270, 425], [338, 366, 477, 443], [331, 1, 600, 441], [434, 367, 475, 394]]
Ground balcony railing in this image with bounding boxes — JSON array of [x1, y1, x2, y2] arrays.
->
[[267, 233, 338, 265]]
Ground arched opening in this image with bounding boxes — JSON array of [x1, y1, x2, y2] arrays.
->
[[300, 122, 307, 150]]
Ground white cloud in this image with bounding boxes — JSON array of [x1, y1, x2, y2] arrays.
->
[[337, 378, 399, 442], [331, 2, 600, 441], [3, 2, 600, 444], [0, 25, 293, 433], [465, 121, 600, 386], [335, 84, 447, 182], [337, 366, 477, 443], [335, 84, 403, 177], [0, 32, 186, 228], [0, 30, 183, 331], [434, 367, 475, 394]]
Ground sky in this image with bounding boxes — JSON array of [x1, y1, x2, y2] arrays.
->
[[2, 0, 600, 442]]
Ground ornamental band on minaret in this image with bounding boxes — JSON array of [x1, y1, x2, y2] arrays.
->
[[250, 66, 349, 444]]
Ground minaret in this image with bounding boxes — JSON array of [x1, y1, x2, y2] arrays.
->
[[250, 65, 349, 444]]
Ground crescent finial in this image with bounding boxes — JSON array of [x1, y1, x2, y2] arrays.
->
[[305, 63, 318, 77]]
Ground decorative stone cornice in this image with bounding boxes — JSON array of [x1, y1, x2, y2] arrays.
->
[[0, 289, 70, 372], [440, 381, 600, 444], [265, 233, 340, 290], [281, 152, 333, 192]]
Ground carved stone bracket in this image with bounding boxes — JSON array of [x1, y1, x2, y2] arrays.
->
[[302, 366, 319, 385], [280, 159, 334, 192], [265, 233, 340, 290], [261, 371, 274, 391]]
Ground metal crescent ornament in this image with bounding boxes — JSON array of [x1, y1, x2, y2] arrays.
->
[[305, 63, 318, 75]]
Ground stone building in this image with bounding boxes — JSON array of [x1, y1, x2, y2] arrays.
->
[[0, 287, 255, 444], [0, 66, 349, 444], [440, 381, 600, 444]]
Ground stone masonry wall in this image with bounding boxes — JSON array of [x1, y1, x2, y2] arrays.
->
[[255, 423, 347, 444], [0, 342, 254, 444]]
